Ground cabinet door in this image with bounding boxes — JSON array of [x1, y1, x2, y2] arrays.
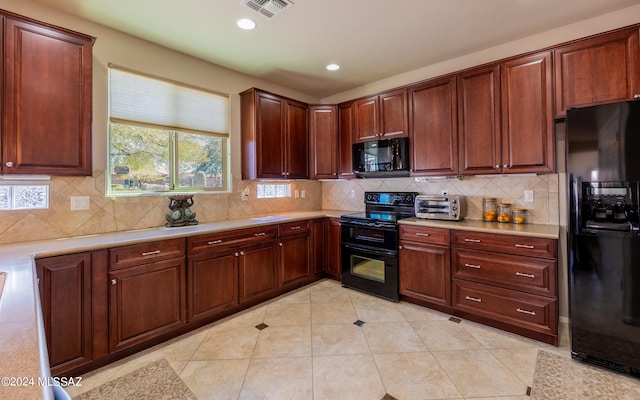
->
[[36, 253, 92, 374], [399, 241, 451, 307], [3, 17, 93, 175], [338, 102, 355, 178], [256, 91, 285, 178], [408, 76, 458, 175], [279, 233, 312, 288], [326, 218, 341, 279], [353, 95, 379, 142], [554, 27, 640, 117], [310, 105, 338, 179], [187, 248, 239, 323], [457, 64, 502, 174], [312, 219, 326, 275], [285, 99, 309, 178], [501, 51, 554, 173], [379, 88, 409, 139], [109, 258, 186, 352], [239, 240, 279, 304]]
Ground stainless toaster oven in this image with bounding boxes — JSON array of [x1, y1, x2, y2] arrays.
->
[[414, 195, 465, 221]]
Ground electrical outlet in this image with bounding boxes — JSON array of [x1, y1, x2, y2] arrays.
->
[[294, 190, 300, 198], [70, 196, 90, 210], [349, 189, 356, 198], [524, 190, 534, 203], [301, 189, 306, 198]]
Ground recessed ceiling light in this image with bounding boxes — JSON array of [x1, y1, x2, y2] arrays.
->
[[326, 63, 340, 71], [237, 18, 256, 30]]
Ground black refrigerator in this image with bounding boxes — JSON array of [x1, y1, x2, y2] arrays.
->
[[566, 99, 640, 376]]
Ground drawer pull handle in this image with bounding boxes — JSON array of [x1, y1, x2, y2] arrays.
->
[[465, 239, 481, 243], [254, 232, 266, 237], [515, 244, 535, 249], [465, 295, 482, 303], [515, 272, 535, 278], [290, 226, 301, 230], [142, 250, 161, 256], [415, 232, 430, 237], [516, 308, 536, 316], [208, 239, 223, 245], [464, 263, 481, 269]]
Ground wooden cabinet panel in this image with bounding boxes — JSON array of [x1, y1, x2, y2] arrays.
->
[[399, 224, 450, 246], [278, 220, 311, 237], [240, 88, 309, 179], [3, 15, 94, 175], [312, 219, 326, 275], [36, 253, 92, 374], [452, 248, 556, 297], [187, 226, 277, 254], [285, 99, 309, 178], [353, 88, 408, 143], [452, 279, 557, 337], [501, 51, 554, 173], [310, 105, 338, 179], [109, 257, 186, 352], [408, 76, 458, 175], [109, 238, 186, 270], [239, 241, 279, 304], [457, 64, 502, 174], [326, 218, 342, 279], [187, 249, 239, 323], [554, 27, 640, 117], [451, 230, 557, 259], [353, 96, 379, 142], [279, 233, 312, 288], [338, 102, 355, 178], [399, 240, 451, 307]]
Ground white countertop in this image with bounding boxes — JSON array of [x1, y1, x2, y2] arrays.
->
[[0, 210, 558, 399]]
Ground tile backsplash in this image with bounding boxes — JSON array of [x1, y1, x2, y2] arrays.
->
[[322, 174, 559, 225], [0, 172, 558, 245], [0, 171, 321, 245]]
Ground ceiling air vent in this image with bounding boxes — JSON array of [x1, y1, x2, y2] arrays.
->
[[241, 0, 294, 18]]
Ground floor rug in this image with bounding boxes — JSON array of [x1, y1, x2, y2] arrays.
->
[[74, 359, 197, 400], [531, 350, 640, 400]]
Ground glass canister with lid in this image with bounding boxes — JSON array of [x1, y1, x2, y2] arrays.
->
[[482, 198, 497, 222], [497, 202, 512, 223], [512, 208, 528, 224]]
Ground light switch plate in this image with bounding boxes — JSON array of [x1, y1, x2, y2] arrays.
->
[[524, 190, 534, 203], [70, 196, 90, 210]]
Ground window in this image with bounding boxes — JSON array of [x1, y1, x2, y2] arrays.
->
[[0, 185, 49, 210], [256, 183, 291, 198], [108, 66, 229, 195]]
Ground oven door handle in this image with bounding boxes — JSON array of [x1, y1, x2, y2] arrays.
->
[[342, 243, 396, 257]]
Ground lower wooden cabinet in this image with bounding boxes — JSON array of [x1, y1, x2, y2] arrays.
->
[[239, 240, 279, 304], [278, 220, 312, 289], [399, 225, 451, 308], [187, 248, 239, 323], [312, 218, 326, 276], [326, 218, 341, 279], [108, 257, 186, 353], [36, 252, 93, 375]]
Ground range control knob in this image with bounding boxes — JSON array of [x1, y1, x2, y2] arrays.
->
[[451, 198, 457, 204]]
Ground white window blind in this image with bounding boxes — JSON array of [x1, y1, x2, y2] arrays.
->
[[109, 66, 229, 135]]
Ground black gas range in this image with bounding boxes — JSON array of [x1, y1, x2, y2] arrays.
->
[[340, 192, 418, 301]]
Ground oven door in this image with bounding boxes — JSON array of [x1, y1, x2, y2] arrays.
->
[[341, 243, 399, 301], [341, 222, 397, 251]]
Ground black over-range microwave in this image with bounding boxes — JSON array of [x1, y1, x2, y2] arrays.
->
[[352, 137, 410, 178]]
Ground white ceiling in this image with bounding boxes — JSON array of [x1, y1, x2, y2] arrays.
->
[[30, 0, 640, 98]]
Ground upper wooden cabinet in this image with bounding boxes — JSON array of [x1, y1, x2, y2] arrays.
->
[[2, 13, 94, 175], [309, 105, 338, 179], [353, 88, 408, 142], [458, 51, 554, 175], [554, 27, 640, 118], [457, 64, 502, 175], [408, 75, 458, 176], [338, 102, 356, 179], [240, 88, 309, 180]]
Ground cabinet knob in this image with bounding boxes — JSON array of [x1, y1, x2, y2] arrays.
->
[[235, 252, 239, 257], [240, 251, 245, 256], [634, 94, 640, 99], [111, 279, 117, 285], [398, 245, 403, 250], [279, 243, 283, 247], [5, 162, 13, 167], [495, 165, 500, 169]]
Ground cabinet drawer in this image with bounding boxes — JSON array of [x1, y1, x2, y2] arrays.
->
[[109, 238, 185, 270], [452, 248, 556, 297], [452, 279, 557, 336], [187, 226, 277, 254], [399, 224, 450, 245], [278, 220, 311, 237], [451, 230, 556, 259]]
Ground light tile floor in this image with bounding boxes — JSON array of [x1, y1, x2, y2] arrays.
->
[[66, 279, 571, 400]]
